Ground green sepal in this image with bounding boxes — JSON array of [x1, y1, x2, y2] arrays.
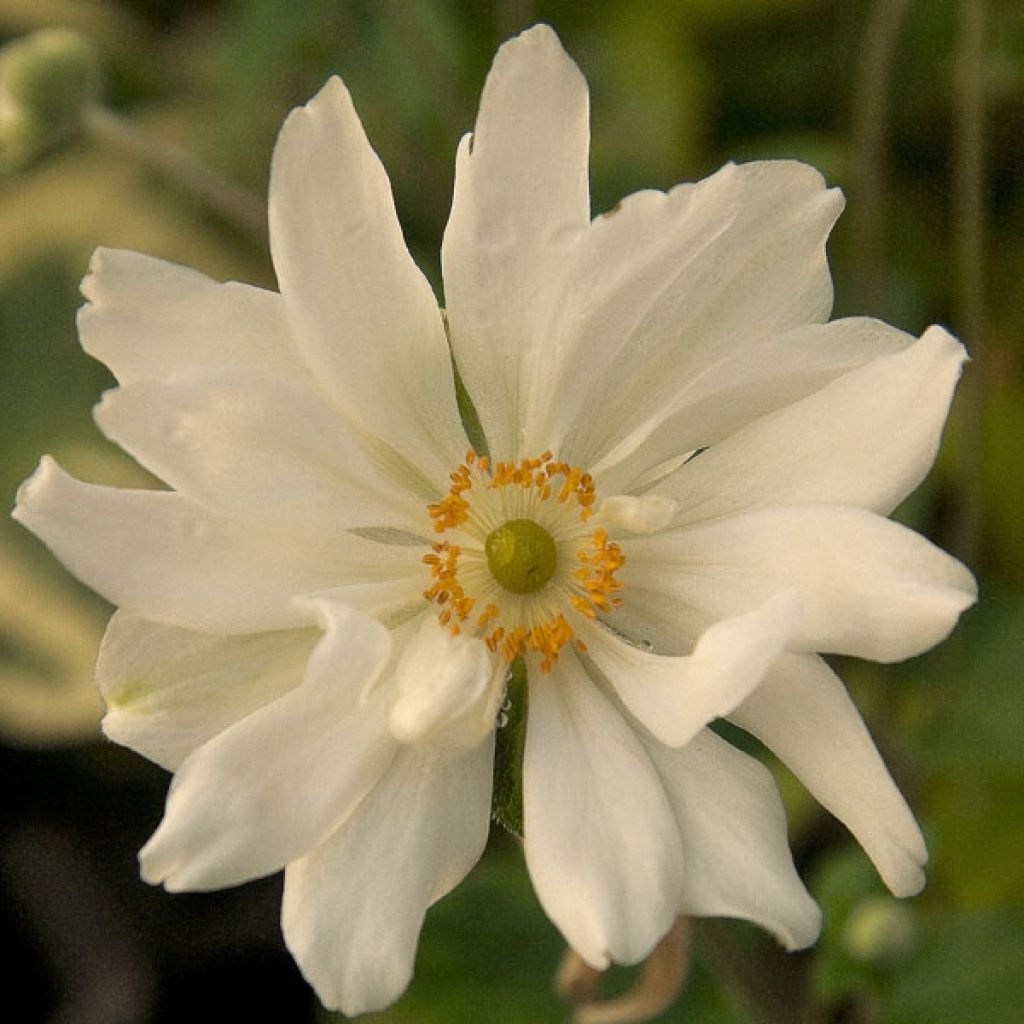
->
[[491, 656, 527, 838], [453, 362, 488, 460], [442, 308, 489, 461]]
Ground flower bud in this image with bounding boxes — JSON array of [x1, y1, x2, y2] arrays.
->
[[0, 106, 46, 173], [0, 28, 101, 168], [842, 896, 920, 966]]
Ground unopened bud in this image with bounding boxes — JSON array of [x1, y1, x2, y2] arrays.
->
[[0, 106, 45, 173], [0, 28, 101, 168], [842, 896, 920, 966]]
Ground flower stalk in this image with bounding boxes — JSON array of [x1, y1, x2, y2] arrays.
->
[[82, 104, 267, 240], [556, 917, 692, 1024], [0, 27, 265, 238], [851, 0, 911, 312]]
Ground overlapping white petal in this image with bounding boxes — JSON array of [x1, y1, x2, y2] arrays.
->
[[269, 76, 466, 482], [441, 28, 853, 477], [299, 579, 426, 629], [442, 24, 590, 460], [13, 458, 420, 634], [580, 591, 800, 747], [95, 371, 431, 532], [730, 654, 928, 897], [627, 504, 976, 662], [661, 325, 967, 519], [388, 615, 505, 748], [594, 316, 913, 494], [595, 585, 706, 659], [523, 653, 683, 969], [282, 736, 493, 1015], [599, 493, 679, 533], [534, 161, 844, 471], [78, 247, 304, 386], [139, 602, 395, 891], [641, 728, 821, 950], [98, 611, 317, 771]]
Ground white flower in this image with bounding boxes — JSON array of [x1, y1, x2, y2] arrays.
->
[[13, 24, 975, 1016]]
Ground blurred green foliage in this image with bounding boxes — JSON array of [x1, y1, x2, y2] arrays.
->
[[1, 0, 1021, 1021]]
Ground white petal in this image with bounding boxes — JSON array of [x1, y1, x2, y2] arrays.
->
[[282, 736, 493, 1015], [730, 653, 928, 897], [580, 592, 800, 747], [442, 24, 590, 460], [598, 494, 678, 533], [533, 161, 843, 469], [78, 248, 302, 385], [13, 458, 413, 634], [298, 578, 426, 628], [269, 77, 465, 479], [98, 611, 316, 770], [388, 615, 504, 748], [627, 504, 976, 663], [139, 602, 396, 891], [641, 728, 821, 950], [596, 316, 912, 494], [95, 372, 432, 533], [662, 326, 967, 518], [523, 654, 683, 969]]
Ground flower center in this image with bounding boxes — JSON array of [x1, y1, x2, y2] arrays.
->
[[484, 518, 557, 595], [422, 450, 625, 671]]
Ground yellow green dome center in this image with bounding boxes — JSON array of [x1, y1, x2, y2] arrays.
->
[[485, 518, 558, 595]]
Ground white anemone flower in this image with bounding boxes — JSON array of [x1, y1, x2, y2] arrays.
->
[[14, 24, 975, 1016]]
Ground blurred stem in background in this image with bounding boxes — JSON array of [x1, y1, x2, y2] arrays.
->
[[82, 104, 267, 242], [0, 25, 265, 239], [951, 0, 987, 568], [851, 0, 910, 314], [853, 0, 990, 570], [557, 917, 692, 1024]]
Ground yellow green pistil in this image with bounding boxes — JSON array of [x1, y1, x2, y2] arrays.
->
[[485, 518, 558, 595]]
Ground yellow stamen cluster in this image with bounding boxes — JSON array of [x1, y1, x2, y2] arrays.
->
[[426, 450, 598, 532], [570, 527, 626, 618], [423, 450, 624, 672], [425, 454, 486, 532], [421, 541, 473, 632], [497, 614, 576, 673], [487, 450, 597, 517]]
